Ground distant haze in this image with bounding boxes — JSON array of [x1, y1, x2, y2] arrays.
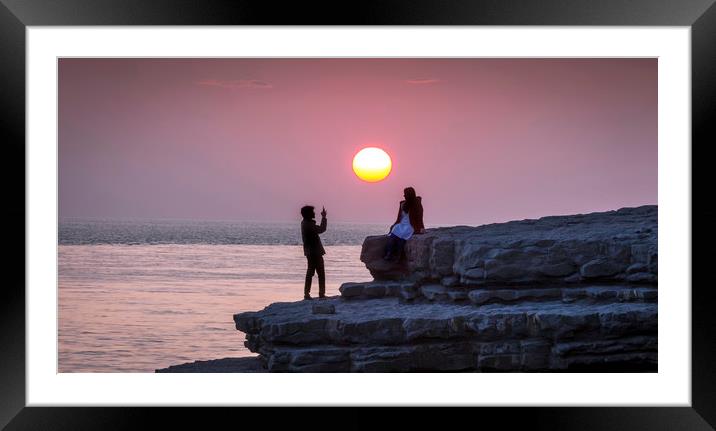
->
[[59, 58, 656, 226]]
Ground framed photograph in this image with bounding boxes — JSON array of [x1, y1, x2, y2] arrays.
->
[[4, 0, 715, 429]]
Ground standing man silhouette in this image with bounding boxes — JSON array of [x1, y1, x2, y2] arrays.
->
[[300, 205, 327, 300]]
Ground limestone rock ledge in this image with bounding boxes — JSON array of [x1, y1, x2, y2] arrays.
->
[[361, 205, 656, 285], [234, 297, 656, 372], [232, 206, 657, 372]]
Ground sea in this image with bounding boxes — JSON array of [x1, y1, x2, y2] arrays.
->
[[58, 219, 388, 372]]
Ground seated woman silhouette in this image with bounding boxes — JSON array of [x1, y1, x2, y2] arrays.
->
[[383, 186, 425, 261]]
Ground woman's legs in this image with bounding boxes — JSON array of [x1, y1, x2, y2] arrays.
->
[[384, 234, 397, 259], [384, 234, 406, 261], [394, 237, 406, 260]]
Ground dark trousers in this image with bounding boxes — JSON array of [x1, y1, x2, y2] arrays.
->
[[384, 233, 406, 260], [305, 254, 325, 297]]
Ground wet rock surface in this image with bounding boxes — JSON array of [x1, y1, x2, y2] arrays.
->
[[155, 356, 266, 373]]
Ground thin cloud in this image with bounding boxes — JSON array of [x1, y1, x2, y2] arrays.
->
[[197, 79, 273, 89], [406, 78, 441, 85]]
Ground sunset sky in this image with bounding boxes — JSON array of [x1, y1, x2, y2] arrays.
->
[[59, 58, 657, 226]]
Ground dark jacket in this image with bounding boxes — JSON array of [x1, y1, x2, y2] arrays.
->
[[392, 196, 425, 234], [301, 216, 327, 257]]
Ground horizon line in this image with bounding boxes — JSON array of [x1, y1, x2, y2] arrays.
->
[[57, 203, 657, 228]]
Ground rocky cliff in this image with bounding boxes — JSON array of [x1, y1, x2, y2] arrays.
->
[[233, 206, 657, 372], [361, 205, 657, 285]]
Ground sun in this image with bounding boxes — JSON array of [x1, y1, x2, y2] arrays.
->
[[352, 147, 392, 182]]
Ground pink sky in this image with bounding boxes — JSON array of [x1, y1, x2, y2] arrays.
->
[[59, 58, 656, 226]]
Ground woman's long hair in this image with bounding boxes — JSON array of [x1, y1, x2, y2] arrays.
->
[[402, 187, 417, 213]]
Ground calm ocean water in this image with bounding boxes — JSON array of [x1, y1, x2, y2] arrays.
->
[[59, 219, 387, 372]]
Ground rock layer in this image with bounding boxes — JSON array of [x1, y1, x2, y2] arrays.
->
[[234, 297, 656, 372], [361, 205, 657, 286], [233, 206, 657, 372], [156, 357, 266, 373]]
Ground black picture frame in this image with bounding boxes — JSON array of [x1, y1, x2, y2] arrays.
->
[[2, 0, 714, 429]]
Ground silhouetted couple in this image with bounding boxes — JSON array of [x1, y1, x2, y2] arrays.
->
[[300, 187, 425, 300]]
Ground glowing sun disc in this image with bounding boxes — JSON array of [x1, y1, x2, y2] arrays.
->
[[352, 147, 392, 182]]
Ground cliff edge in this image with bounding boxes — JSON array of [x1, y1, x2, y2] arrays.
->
[[233, 206, 657, 372]]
